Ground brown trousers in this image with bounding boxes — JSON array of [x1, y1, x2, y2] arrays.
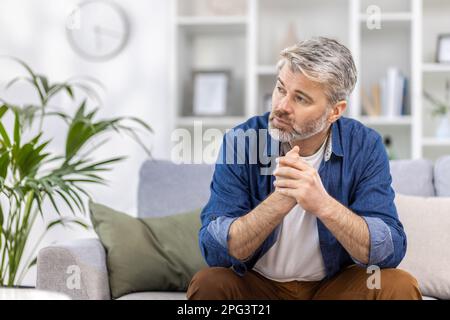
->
[[187, 265, 422, 300]]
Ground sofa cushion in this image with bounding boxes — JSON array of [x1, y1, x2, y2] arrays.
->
[[434, 155, 450, 197], [389, 160, 435, 197], [89, 202, 207, 299], [395, 194, 450, 300], [138, 159, 214, 218]]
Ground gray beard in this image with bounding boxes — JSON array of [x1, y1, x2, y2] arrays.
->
[[269, 112, 329, 143]]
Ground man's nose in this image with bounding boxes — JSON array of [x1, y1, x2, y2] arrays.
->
[[276, 96, 291, 113]]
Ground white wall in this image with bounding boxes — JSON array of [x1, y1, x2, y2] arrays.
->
[[0, 0, 172, 285]]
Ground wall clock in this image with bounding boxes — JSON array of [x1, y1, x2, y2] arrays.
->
[[66, 0, 130, 61]]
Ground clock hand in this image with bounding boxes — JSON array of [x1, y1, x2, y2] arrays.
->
[[94, 25, 102, 51], [93, 25, 122, 39]]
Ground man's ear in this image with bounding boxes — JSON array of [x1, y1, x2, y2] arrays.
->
[[328, 100, 347, 123]]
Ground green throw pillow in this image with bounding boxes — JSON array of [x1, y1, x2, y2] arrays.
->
[[89, 201, 207, 299]]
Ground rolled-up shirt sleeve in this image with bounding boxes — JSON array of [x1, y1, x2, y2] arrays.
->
[[206, 216, 239, 249], [351, 216, 395, 267], [198, 133, 253, 275], [349, 133, 407, 268]]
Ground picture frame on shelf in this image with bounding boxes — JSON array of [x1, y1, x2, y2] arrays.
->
[[436, 34, 450, 63], [192, 70, 230, 116]]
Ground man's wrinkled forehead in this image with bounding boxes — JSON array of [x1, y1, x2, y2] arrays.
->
[[277, 63, 324, 94]]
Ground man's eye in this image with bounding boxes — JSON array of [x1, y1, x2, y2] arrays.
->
[[296, 95, 306, 103]]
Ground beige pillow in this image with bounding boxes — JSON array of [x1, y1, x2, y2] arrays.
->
[[395, 194, 450, 300]]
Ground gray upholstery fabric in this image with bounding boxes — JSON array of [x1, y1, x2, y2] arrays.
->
[[434, 155, 450, 197], [36, 238, 110, 300], [137, 159, 214, 217], [389, 159, 435, 197], [117, 291, 187, 300]]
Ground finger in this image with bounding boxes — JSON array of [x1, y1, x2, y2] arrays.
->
[[273, 166, 303, 179], [285, 145, 300, 159], [278, 157, 311, 172], [274, 179, 299, 189], [276, 187, 296, 199]]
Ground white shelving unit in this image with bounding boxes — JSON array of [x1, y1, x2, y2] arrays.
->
[[176, 116, 247, 127], [422, 63, 450, 73], [358, 13, 412, 21], [422, 138, 450, 146], [421, 0, 450, 160], [170, 0, 450, 161], [360, 116, 413, 126]]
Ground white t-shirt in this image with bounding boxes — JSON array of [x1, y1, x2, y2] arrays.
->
[[253, 139, 327, 282]]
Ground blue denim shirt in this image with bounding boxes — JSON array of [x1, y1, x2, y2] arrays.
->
[[199, 112, 407, 279]]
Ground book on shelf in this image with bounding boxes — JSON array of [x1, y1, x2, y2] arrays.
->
[[361, 86, 376, 116], [380, 67, 408, 117], [372, 84, 382, 116], [361, 68, 408, 119]]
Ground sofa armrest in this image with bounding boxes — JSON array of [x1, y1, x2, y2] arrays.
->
[[37, 238, 111, 300]]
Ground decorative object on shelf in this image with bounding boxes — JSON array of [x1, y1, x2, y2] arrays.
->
[[0, 57, 152, 287], [361, 84, 382, 117], [361, 86, 375, 116], [423, 79, 450, 138], [383, 135, 396, 160], [277, 22, 299, 60], [66, 0, 130, 61], [372, 84, 382, 116], [192, 70, 230, 116], [436, 34, 450, 64], [206, 0, 246, 16], [436, 116, 450, 139]]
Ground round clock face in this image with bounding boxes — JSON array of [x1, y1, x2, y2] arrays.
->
[[66, 0, 130, 61]]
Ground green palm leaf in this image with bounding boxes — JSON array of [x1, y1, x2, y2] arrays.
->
[[0, 57, 152, 286]]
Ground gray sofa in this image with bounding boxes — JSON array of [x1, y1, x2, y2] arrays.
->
[[36, 156, 450, 299]]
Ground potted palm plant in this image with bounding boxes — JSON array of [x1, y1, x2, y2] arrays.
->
[[0, 58, 152, 287]]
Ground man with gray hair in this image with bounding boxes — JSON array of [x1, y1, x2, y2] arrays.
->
[[187, 37, 421, 300]]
